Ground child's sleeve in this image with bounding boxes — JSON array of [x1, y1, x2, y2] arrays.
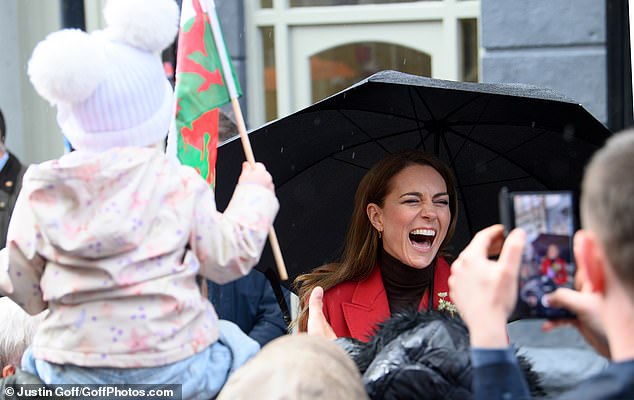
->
[[0, 192, 47, 315], [191, 181, 279, 284]]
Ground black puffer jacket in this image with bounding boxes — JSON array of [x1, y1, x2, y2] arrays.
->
[[336, 309, 544, 400]]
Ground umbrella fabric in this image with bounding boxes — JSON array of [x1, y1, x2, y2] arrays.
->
[[214, 70, 611, 290]]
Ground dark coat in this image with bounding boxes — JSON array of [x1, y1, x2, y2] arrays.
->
[[207, 269, 290, 347], [337, 309, 544, 400], [0, 152, 25, 248]]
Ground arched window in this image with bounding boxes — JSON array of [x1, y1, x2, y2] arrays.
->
[[310, 42, 431, 103]]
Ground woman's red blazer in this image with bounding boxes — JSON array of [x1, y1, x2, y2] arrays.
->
[[321, 257, 452, 341]]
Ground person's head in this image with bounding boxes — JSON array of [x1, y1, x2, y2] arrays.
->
[[341, 149, 457, 272], [0, 298, 47, 370], [217, 334, 369, 400], [295, 150, 457, 329], [546, 244, 560, 259], [27, 0, 179, 153], [578, 129, 634, 298], [365, 157, 455, 269]]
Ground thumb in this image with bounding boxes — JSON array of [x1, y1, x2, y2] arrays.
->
[[307, 286, 337, 340], [309, 286, 324, 312], [543, 287, 580, 311]]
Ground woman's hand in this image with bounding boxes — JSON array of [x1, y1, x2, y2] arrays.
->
[[307, 286, 337, 340]]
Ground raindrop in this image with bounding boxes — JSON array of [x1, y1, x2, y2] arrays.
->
[[280, 146, 284, 153], [313, 117, 321, 126], [531, 121, 536, 128], [340, 145, 345, 150], [291, 164, 296, 171], [403, 58, 407, 65], [352, 152, 356, 159]]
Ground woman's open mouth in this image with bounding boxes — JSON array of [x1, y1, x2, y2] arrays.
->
[[409, 228, 436, 251]]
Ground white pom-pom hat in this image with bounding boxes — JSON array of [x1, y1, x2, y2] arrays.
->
[[27, 0, 179, 152]]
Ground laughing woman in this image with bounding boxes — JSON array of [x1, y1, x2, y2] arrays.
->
[[295, 150, 458, 341]]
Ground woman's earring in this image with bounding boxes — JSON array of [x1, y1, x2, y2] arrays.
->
[[378, 230, 382, 239]]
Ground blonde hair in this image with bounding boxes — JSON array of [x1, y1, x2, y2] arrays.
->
[[581, 129, 634, 292], [0, 298, 47, 367], [218, 334, 369, 400]]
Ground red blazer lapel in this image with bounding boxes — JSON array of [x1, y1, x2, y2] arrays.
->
[[341, 266, 390, 341], [418, 256, 452, 310]]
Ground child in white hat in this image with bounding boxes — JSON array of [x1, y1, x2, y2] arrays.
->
[[0, 0, 279, 397]]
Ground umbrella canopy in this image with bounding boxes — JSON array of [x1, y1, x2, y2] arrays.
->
[[215, 70, 611, 290]]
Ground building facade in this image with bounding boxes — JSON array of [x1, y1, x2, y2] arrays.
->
[[0, 0, 629, 165]]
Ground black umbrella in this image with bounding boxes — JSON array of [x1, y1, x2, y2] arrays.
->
[[215, 70, 611, 291]]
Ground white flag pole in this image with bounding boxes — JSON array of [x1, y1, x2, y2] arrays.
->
[[202, 0, 288, 281]]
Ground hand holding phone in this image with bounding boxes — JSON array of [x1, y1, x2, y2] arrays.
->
[[499, 188, 576, 320]]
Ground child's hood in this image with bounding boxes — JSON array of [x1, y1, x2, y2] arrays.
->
[[22, 148, 174, 258]]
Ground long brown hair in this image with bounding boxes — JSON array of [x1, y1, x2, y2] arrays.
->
[[294, 150, 458, 331]]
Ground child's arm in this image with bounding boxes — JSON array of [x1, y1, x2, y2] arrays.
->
[[192, 162, 279, 284], [0, 192, 47, 315]]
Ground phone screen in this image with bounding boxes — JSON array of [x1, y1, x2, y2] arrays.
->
[[501, 190, 576, 319]]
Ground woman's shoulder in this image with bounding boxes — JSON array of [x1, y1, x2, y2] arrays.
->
[[323, 265, 381, 303]]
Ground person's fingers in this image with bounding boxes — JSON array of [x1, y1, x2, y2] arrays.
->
[[487, 231, 505, 258], [308, 286, 324, 311], [465, 225, 505, 259], [544, 287, 582, 311], [307, 286, 337, 340], [497, 228, 525, 281]]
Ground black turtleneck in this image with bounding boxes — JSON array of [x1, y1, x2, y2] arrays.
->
[[379, 248, 433, 315]]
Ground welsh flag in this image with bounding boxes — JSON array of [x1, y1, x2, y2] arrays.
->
[[171, 0, 241, 187]]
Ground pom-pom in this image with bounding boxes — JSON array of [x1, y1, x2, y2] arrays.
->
[[27, 29, 106, 105], [104, 0, 179, 53]]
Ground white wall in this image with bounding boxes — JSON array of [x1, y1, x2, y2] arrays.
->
[[0, 0, 69, 165]]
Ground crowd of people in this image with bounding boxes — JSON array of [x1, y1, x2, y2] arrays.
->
[[0, 0, 632, 399]]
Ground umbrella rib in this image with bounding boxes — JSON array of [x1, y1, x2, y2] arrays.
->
[[438, 127, 476, 238], [324, 105, 555, 134], [470, 128, 550, 172], [441, 93, 489, 121], [459, 175, 534, 188], [450, 96, 494, 163], [445, 126, 551, 188], [407, 88, 424, 150], [410, 86, 437, 121], [337, 110, 392, 154], [408, 87, 429, 151]]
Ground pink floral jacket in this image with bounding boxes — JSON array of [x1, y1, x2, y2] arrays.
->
[[0, 147, 279, 368]]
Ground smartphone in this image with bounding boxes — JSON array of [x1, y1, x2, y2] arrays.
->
[[499, 188, 576, 320]]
